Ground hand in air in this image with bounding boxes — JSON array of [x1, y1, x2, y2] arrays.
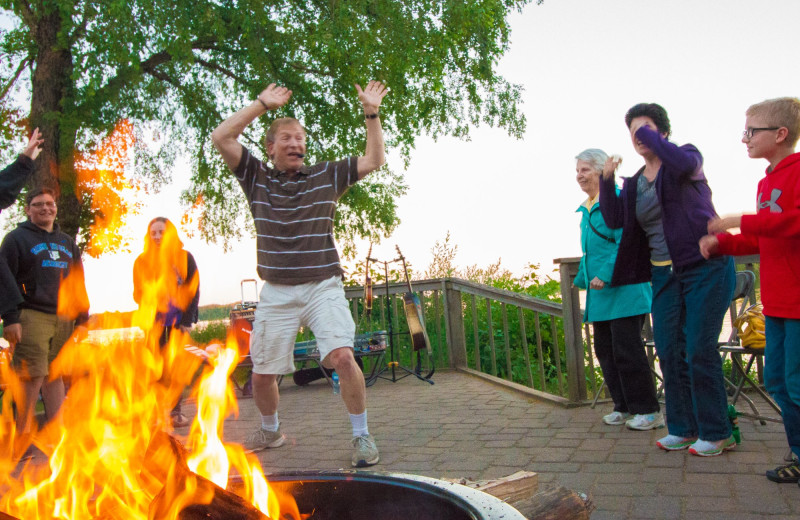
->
[[602, 155, 622, 180], [23, 128, 44, 160], [355, 81, 388, 112], [257, 83, 292, 111]]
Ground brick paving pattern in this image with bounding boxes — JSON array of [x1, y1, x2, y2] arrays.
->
[[220, 371, 799, 519]]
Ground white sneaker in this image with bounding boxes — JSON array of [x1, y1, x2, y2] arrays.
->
[[626, 412, 665, 431], [602, 411, 631, 425], [688, 436, 736, 457]]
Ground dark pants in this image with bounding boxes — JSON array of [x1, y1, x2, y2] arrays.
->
[[651, 257, 735, 441], [764, 316, 800, 460], [593, 314, 660, 415]]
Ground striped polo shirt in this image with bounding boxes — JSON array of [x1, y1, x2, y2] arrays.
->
[[234, 145, 359, 285]]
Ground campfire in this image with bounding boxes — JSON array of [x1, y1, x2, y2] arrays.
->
[[0, 119, 304, 517], [0, 267, 304, 519], [0, 122, 529, 519]]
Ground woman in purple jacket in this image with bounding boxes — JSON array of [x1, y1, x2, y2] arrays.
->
[[599, 103, 735, 457]]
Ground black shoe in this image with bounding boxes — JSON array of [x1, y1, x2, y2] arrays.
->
[[766, 459, 800, 483]]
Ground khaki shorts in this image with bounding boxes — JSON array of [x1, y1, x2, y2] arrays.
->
[[250, 276, 355, 375], [12, 309, 74, 378]]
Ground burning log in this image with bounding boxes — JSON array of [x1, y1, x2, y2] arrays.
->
[[143, 431, 269, 520], [0, 513, 21, 520]]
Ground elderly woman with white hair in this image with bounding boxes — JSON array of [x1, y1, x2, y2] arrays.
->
[[573, 148, 662, 429]]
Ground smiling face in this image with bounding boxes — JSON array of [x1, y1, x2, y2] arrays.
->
[[25, 192, 57, 232], [575, 160, 600, 198], [267, 121, 306, 173], [742, 114, 782, 161]]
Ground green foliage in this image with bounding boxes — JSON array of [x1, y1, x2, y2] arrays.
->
[[197, 304, 234, 322], [1, 0, 534, 252], [189, 320, 228, 345]]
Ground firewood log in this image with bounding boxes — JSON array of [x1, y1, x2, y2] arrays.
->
[[510, 485, 595, 520], [143, 431, 269, 520]]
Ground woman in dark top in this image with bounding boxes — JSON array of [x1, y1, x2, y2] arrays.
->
[[133, 217, 199, 427], [599, 103, 735, 457]]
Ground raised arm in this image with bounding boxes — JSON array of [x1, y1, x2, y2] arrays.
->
[[0, 128, 42, 210], [634, 125, 703, 181], [355, 81, 388, 179], [211, 84, 292, 171], [599, 156, 625, 229]]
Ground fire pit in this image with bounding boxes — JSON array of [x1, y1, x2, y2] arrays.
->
[[233, 470, 527, 520]]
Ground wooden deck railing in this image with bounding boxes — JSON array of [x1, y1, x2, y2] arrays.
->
[[342, 255, 759, 407]]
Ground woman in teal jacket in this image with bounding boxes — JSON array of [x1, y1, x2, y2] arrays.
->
[[574, 148, 661, 429]]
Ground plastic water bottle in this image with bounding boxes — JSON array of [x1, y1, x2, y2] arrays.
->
[[332, 372, 340, 395]]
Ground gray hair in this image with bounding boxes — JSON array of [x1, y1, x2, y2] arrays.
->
[[575, 148, 608, 174]]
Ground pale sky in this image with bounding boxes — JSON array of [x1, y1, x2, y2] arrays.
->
[[54, 0, 800, 311]]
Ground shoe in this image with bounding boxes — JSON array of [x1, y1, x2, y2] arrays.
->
[[626, 412, 665, 431], [351, 434, 380, 468], [688, 436, 736, 457], [171, 413, 191, 428], [243, 427, 286, 453], [657, 434, 698, 451], [602, 411, 631, 425], [766, 459, 800, 483]]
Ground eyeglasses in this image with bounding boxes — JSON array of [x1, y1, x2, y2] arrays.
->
[[29, 201, 56, 208], [742, 127, 779, 140]]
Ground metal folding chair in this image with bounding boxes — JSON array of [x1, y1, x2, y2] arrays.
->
[[719, 270, 782, 424]]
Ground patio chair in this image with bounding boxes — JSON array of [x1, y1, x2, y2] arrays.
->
[[719, 270, 782, 424]]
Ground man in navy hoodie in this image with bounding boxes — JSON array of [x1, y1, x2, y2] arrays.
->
[[1, 186, 89, 447], [0, 129, 44, 321]]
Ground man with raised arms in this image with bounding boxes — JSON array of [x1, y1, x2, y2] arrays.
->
[[212, 80, 387, 467]]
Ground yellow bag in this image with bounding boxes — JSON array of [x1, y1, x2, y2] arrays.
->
[[733, 304, 766, 349]]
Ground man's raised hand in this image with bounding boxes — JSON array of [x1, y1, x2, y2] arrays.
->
[[257, 83, 292, 111], [355, 81, 388, 112], [23, 128, 44, 161]]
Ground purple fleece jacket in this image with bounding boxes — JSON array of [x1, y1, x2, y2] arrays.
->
[[599, 126, 720, 286]]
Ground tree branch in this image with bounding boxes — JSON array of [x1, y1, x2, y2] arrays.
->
[[288, 62, 335, 78], [193, 57, 254, 87], [15, 0, 36, 30], [0, 56, 31, 100]]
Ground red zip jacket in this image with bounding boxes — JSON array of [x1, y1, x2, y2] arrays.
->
[[716, 152, 800, 319]]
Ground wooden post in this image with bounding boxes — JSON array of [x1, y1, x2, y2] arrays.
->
[[444, 279, 467, 369], [554, 257, 586, 403]]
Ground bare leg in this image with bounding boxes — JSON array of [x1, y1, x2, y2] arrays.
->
[[252, 373, 280, 415], [15, 376, 44, 435], [329, 348, 366, 415], [40, 376, 65, 425]]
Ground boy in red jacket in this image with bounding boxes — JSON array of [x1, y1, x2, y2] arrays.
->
[[700, 97, 800, 485]]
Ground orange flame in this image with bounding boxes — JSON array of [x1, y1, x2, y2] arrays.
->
[[1, 120, 302, 518], [75, 119, 142, 258]]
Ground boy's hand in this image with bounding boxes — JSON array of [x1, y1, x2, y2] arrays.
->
[[707, 215, 742, 234], [699, 235, 719, 259]]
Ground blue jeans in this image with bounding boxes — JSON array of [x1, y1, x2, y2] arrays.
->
[[764, 316, 800, 460], [651, 257, 735, 441]]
